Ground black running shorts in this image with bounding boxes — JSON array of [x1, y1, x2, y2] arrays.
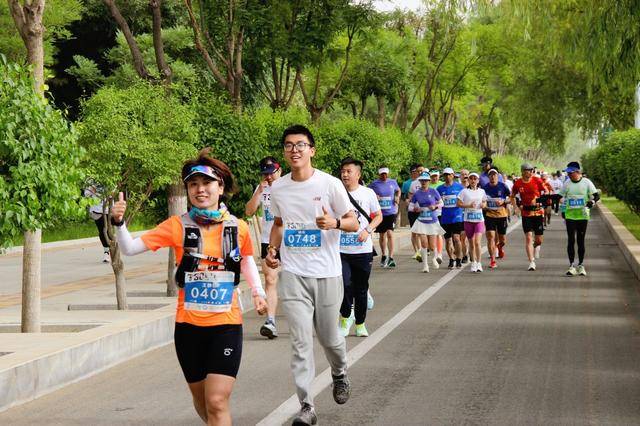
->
[[376, 214, 397, 233], [485, 217, 508, 235], [174, 322, 243, 382], [441, 222, 464, 239], [408, 211, 419, 227], [522, 216, 544, 236]]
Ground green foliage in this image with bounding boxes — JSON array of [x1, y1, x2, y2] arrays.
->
[[78, 82, 198, 223], [0, 56, 84, 248], [583, 129, 640, 214], [66, 55, 105, 90]]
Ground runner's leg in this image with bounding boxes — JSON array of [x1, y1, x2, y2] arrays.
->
[[203, 374, 235, 426], [340, 255, 354, 319], [262, 260, 278, 321], [314, 277, 348, 377], [566, 219, 576, 265], [576, 220, 588, 265]]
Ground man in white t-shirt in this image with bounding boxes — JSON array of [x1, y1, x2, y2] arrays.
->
[[338, 157, 382, 339], [266, 125, 359, 425], [245, 156, 282, 339]]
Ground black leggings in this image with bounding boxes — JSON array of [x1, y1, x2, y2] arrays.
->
[[551, 194, 562, 213], [340, 252, 373, 324], [565, 219, 588, 265], [94, 215, 109, 249]]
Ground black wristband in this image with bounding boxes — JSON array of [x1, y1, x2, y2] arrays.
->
[[110, 216, 124, 227], [336, 218, 341, 230]]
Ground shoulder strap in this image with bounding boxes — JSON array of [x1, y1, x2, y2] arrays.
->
[[222, 216, 241, 286], [346, 190, 372, 224]]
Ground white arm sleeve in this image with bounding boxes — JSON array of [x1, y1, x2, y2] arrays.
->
[[241, 256, 266, 298], [116, 223, 149, 256]]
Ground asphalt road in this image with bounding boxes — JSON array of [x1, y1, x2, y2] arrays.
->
[[1, 209, 639, 425]]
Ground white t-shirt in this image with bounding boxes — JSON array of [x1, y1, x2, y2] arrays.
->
[[551, 178, 563, 194], [270, 169, 352, 278], [504, 179, 514, 192], [254, 184, 274, 243], [340, 186, 381, 255], [457, 187, 487, 223], [407, 179, 421, 211]]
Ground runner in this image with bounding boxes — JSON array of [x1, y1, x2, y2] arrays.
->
[[368, 166, 401, 268], [458, 169, 470, 263], [437, 167, 465, 269], [503, 173, 515, 220], [559, 162, 599, 276], [457, 173, 487, 272], [265, 125, 358, 425], [111, 149, 268, 425], [550, 172, 564, 215], [478, 157, 503, 187], [409, 172, 445, 272], [541, 172, 554, 226], [429, 170, 444, 264], [338, 157, 382, 337], [482, 168, 511, 268], [245, 156, 282, 339], [510, 163, 548, 271], [403, 164, 425, 262]]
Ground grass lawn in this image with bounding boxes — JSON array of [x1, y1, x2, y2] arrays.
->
[[601, 196, 640, 242]]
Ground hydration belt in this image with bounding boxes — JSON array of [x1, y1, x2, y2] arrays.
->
[[175, 213, 242, 288]]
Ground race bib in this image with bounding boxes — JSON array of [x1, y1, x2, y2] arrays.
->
[[442, 195, 457, 207], [264, 208, 274, 222], [465, 209, 483, 221], [284, 223, 321, 252], [567, 195, 585, 209], [184, 271, 235, 313], [340, 232, 364, 247], [379, 196, 393, 209], [419, 207, 433, 221], [486, 197, 502, 210]]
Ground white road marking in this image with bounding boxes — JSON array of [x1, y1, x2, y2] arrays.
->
[[257, 220, 521, 425]]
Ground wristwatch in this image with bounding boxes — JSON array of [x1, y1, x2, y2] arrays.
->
[[335, 218, 341, 230], [365, 226, 373, 233]]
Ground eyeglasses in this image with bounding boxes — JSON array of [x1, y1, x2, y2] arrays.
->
[[283, 142, 312, 152]]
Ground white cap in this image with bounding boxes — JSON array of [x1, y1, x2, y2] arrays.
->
[[430, 170, 440, 176], [418, 171, 430, 180], [469, 172, 480, 178], [488, 168, 499, 175], [378, 167, 390, 175], [442, 167, 454, 175]]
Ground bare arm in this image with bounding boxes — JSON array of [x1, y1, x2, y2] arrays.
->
[[265, 217, 283, 269], [245, 182, 266, 216]]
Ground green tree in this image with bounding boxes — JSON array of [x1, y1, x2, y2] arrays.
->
[[78, 82, 198, 309]]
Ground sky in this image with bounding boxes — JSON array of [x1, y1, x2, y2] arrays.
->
[[374, 0, 424, 12]]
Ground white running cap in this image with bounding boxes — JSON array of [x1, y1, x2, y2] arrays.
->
[[378, 167, 390, 174], [442, 167, 454, 175]]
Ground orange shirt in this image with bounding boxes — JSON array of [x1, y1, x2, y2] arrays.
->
[[141, 215, 254, 327], [512, 176, 546, 217]]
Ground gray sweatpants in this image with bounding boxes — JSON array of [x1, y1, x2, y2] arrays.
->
[[278, 270, 348, 406]]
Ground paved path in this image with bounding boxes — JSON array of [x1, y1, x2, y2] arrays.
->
[[1, 210, 639, 425]]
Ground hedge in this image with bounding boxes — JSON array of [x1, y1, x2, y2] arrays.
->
[[583, 129, 640, 214]]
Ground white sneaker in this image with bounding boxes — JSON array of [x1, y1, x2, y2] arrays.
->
[[421, 249, 429, 272], [436, 255, 443, 265], [102, 252, 111, 263], [367, 291, 374, 310], [577, 265, 587, 276], [476, 262, 483, 272], [566, 266, 577, 276], [534, 245, 541, 259], [432, 255, 439, 269], [470, 261, 478, 273], [528, 261, 536, 271]]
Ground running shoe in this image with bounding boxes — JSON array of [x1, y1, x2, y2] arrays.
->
[[497, 243, 505, 259], [577, 265, 587, 276], [461, 255, 468, 264], [292, 403, 317, 426], [476, 263, 483, 272], [528, 261, 536, 271], [489, 259, 497, 269], [534, 245, 541, 259], [387, 258, 396, 268], [432, 255, 439, 269], [566, 266, 577, 276], [355, 323, 369, 337], [413, 250, 422, 263], [455, 258, 462, 268], [422, 260, 430, 273], [436, 255, 443, 265], [260, 319, 278, 339], [448, 259, 455, 269], [367, 291, 374, 310], [470, 262, 477, 273], [332, 374, 351, 404], [102, 252, 110, 263], [380, 256, 388, 268], [339, 315, 354, 337]]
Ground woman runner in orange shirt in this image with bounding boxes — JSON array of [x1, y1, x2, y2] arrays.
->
[[111, 149, 267, 426]]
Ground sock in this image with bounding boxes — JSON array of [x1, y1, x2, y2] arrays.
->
[[267, 316, 275, 324]]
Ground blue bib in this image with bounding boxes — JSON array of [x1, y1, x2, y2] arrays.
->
[[184, 271, 235, 312]]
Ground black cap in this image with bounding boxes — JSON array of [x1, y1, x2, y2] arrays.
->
[[479, 156, 492, 165], [259, 156, 280, 175]]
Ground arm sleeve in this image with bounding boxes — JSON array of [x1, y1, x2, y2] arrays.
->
[[116, 223, 150, 256], [240, 256, 266, 298]]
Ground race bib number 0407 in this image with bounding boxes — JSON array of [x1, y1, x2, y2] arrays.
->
[[184, 271, 235, 313]]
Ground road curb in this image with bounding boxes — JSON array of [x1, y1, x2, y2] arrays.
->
[[597, 203, 640, 281], [0, 287, 255, 413], [1, 231, 148, 256]]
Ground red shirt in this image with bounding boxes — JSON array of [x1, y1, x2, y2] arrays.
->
[[512, 176, 546, 216]]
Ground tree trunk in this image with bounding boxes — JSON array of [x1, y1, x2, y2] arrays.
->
[[376, 95, 385, 129], [166, 183, 187, 297], [427, 137, 435, 162], [21, 229, 41, 332], [310, 107, 322, 123], [109, 240, 128, 310], [149, 0, 172, 85]]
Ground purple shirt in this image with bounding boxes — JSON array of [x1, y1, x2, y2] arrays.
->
[[410, 188, 441, 224], [368, 179, 400, 215]]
